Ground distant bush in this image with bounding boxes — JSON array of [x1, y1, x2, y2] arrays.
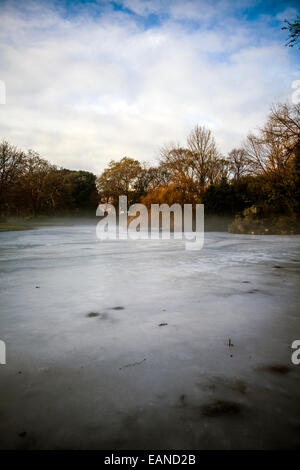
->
[[229, 206, 300, 235]]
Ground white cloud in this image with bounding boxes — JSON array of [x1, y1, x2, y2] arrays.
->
[[0, 0, 297, 174], [276, 7, 298, 22]]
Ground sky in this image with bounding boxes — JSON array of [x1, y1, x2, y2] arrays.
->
[[0, 0, 299, 174]]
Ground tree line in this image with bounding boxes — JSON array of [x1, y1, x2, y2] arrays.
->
[[1, 102, 299, 232], [97, 103, 300, 228], [0, 144, 98, 218]]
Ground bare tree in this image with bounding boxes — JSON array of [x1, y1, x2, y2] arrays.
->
[[244, 103, 300, 177], [268, 103, 300, 150], [160, 142, 194, 183], [207, 157, 229, 184], [227, 148, 250, 180], [187, 125, 221, 193], [159, 126, 225, 201], [0, 141, 26, 215]]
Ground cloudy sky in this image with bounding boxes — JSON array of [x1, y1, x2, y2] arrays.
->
[[0, 0, 299, 174]]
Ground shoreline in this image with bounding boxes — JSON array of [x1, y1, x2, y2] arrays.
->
[[1, 216, 299, 235], [0, 216, 97, 232]]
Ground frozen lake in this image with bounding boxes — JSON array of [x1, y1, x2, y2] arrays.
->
[[0, 224, 300, 449]]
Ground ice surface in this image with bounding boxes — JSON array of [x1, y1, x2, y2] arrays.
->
[[0, 224, 299, 449]]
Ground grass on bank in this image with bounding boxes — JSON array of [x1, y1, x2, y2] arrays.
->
[[0, 215, 96, 232], [0, 224, 29, 231]]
